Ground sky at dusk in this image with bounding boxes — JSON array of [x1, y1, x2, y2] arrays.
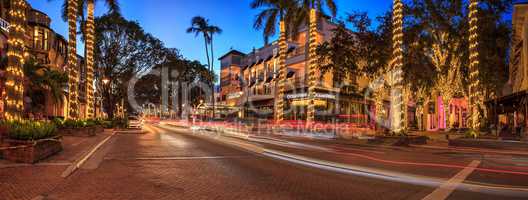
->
[[27, 0, 396, 76]]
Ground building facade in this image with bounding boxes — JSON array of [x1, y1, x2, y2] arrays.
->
[[219, 17, 375, 127], [485, 2, 528, 140], [0, 1, 87, 119]]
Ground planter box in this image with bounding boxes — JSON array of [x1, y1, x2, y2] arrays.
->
[[449, 138, 528, 150], [95, 125, 104, 134], [58, 127, 97, 137], [3, 136, 63, 163], [368, 135, 428, 146]]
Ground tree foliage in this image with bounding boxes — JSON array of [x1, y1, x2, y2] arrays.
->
[[315, 21, 358, 83], [406, 0, 512, 99], [134, 48, 216, 116], [22, 59, 68, 115], [94, 13, 166, 118]]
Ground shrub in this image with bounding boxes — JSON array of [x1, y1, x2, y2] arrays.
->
[[86, 118, 104, 126], [52, 118, 65, 128], [61, 119, 101, 129], [465, 129, 479, 139], [1, 120, 58, 140], [111, 118, 128, 128], [101, 120, 113, 128], [63, 119, 84, 129]]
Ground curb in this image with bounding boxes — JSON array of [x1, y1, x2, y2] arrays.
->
[[61, 131, 117, 178]]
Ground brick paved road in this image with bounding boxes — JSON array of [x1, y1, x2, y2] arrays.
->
[[3, 124, 527, 200], [0, 131, 113, 200], [39, 124, 434, 200]]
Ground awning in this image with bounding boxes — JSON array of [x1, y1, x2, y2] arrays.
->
[[287, 46, 295, 53], [486, 90, 528, 114], [287, 70, 295, 78]]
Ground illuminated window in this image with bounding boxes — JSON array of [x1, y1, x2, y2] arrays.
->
[[33, 27, 49, 50], [34, 28, 39, 49]]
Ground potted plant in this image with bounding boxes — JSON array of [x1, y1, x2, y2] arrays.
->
[[1, 120, 62, 163]]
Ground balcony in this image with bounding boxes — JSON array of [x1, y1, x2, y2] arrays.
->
[[286, 45, 306, 59], [0, 17, 9, 32], [285, 76, 306, 90]]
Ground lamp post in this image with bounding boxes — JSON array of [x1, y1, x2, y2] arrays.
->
[[102, 77, 110, 85], [101, 77, 110, 118]]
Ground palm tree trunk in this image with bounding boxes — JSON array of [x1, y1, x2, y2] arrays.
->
[[4, 0, 27, 120], [67, 0, 79, 119], [468, 0, 482, 130], [210, 34, 215, 118], [203, 33, 211, 117], [375, 89, 384, 131], [390, 0, 404, 135], [307, 8, 317, 124], [85, 0, 95, 119], [203, 34, 211, 72], [275, 20, 287, 123]]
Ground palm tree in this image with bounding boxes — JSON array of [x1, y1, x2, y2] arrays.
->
[[468, 0, 482, 130], [296, 0, 337, 123], [4, 0, 27, 120], [64, 0, 80, 119], [390, 0, 404, 134], [51, 0, 119, 119], [251, 0, 299, 122], [205, 23, 222, 118], [82, 0, 119, 119], [187, 16, 212, 70], [23, 60, 69, 117], [186, 16, 222, 118]]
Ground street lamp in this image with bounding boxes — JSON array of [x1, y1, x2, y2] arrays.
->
[[102, 77, 110, 85]]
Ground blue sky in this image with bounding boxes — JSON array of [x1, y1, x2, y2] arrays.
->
[[26, 0, 402, 75]]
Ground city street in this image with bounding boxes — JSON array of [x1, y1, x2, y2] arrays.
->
[[2, 123, 527, 200], [0, 1, 525, 200]]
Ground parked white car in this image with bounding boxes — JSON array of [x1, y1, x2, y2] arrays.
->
[[128, 116, 143, 129]]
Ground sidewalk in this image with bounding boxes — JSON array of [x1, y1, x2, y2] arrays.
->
[[0, 130, 114, 200]]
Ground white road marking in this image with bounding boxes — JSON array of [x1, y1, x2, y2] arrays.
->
[[0, 162, 71, 168], [30, 195, 44, 200], [131, 156, 251, 160], [422, 160, 481, 200]]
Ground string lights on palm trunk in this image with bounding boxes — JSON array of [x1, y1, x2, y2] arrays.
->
[[5, 0, 27, 120], [307, 9, 318, 123], [67, 0, 80, 119], [390, 0, 404, 134], [85, 0, 96, 119], [275, 21, 287, 122], [468, 0, 482, 130]]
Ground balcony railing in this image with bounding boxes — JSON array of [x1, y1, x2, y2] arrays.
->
[[0, 17, 9, 32], [286, 45, 306, 59]]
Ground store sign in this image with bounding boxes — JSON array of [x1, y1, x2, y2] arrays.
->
[[291, 99, 327, 106], [286, 93, 336, 100], [227, 92, 242, 99]]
